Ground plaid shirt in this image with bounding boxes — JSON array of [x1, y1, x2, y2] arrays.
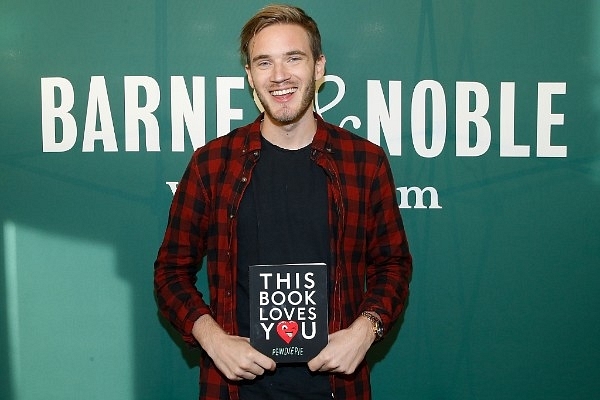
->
[[154, 113, 412, 400]]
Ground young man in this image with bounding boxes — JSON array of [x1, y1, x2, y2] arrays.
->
[[154, 4, 412, 399]]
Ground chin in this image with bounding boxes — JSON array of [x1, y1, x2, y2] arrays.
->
[[264, 106, 299, 124]]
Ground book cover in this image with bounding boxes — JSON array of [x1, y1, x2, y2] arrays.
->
[[248, 263, 329, 363]]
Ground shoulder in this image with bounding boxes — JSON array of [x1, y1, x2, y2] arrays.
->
[[193, 126, 247, 157], [318, 118, 387, 164], [190, 119, 258, 166]]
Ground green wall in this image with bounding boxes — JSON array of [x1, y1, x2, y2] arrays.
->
[[1, 1, 599, 399]]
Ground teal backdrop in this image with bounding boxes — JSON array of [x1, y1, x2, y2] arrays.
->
[[1, 1, 599, 399]]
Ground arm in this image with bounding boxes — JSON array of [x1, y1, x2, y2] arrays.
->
[[361, 152, 412, 333], [309, 151, 412, 374], [154, 152, 275, 377], [154, 154, 212, 345]]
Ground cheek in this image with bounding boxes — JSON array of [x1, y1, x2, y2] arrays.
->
[[248, 72, 269, 90], [245, 69, 255, 88]]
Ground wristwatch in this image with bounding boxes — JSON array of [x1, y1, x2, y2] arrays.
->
[[361, 311, 384, 340]]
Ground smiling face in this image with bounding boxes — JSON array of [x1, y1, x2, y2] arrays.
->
[[245, 23, 325, 127], [276, 320, 299, 344]]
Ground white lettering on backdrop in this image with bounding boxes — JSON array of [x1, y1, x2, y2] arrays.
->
[[40, 75, 567, 157]]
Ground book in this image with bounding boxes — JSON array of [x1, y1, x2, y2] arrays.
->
[[248, 263, 329, 363]]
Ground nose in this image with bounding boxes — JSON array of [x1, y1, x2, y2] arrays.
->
[[271, 61, 291, 83]]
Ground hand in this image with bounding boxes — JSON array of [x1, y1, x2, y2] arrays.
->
[[192, 315, 276, 381], [307, 315, 376, 374]]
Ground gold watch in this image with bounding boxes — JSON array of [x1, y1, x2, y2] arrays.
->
[[360, 311, 383, 340]]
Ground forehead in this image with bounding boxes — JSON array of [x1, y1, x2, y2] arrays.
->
[[249, 23, 312, 59]]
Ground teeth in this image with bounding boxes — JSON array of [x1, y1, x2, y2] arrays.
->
[[271, 88, 297, 96]]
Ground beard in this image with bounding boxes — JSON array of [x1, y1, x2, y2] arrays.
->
[[255, 78, 316, 125]]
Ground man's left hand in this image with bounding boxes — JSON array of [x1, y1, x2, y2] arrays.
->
[[307, 314, 377, 374]]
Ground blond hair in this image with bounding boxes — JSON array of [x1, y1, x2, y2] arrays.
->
[[240, 4, 322, 65]]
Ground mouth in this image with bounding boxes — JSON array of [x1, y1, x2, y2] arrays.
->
[[270, 87, 298, 97]]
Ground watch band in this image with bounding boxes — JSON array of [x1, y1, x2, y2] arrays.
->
[[360, 311, 384, 340]]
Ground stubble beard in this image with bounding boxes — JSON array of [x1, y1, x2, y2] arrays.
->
[[257, 79, 316, 125]]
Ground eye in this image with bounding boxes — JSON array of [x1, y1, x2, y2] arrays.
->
[[255, 60, 272, 69]]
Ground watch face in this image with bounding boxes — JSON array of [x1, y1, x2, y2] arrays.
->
[[376, 323, 383, 338]]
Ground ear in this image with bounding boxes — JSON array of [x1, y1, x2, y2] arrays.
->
[[245, 65, 255, 89], [314, 54, 326, 81]]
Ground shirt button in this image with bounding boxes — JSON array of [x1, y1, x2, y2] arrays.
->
[[241, 176, 247, 182], [226, 290, 232, 297]]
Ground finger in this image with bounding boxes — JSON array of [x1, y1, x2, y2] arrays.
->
[[235, 356, 274, 378], [307, 355, 326, 372], [244, 362, 266, 377], [257, 356, 277, 371], [251, 351, 276, 371], [228, 362, 261, 381], [238, 370, 259, 380]]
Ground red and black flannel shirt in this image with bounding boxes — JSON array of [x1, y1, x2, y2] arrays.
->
[[154, 112, 412, 400]]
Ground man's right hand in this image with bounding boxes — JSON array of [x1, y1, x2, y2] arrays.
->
[[192, 314, 276, 381]]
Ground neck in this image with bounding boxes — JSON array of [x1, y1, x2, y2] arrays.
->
[[260, 111, 317, 150]]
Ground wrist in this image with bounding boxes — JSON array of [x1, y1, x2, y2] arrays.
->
[[192, 314, 226, 352], [360, 311, 384, 341]]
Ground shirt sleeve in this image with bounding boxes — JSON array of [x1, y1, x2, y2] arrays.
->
[[361, 152, 413, 335], [153, 152, 213, 346]]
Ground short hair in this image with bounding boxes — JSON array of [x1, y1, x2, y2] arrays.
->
[[240, 4, 322, 66]]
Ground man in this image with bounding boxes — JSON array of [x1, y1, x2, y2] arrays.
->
[[154, 4, 412, 400]]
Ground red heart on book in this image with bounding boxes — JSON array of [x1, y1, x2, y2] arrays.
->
[[276, 320, 299, 344]]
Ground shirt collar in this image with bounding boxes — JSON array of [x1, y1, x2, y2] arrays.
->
[[242, 112, 335, 156]]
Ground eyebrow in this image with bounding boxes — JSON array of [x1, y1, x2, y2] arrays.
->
[[251, 50, 309, 64]]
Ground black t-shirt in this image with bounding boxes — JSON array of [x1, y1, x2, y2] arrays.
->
[[236, 137, 331, 399]]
